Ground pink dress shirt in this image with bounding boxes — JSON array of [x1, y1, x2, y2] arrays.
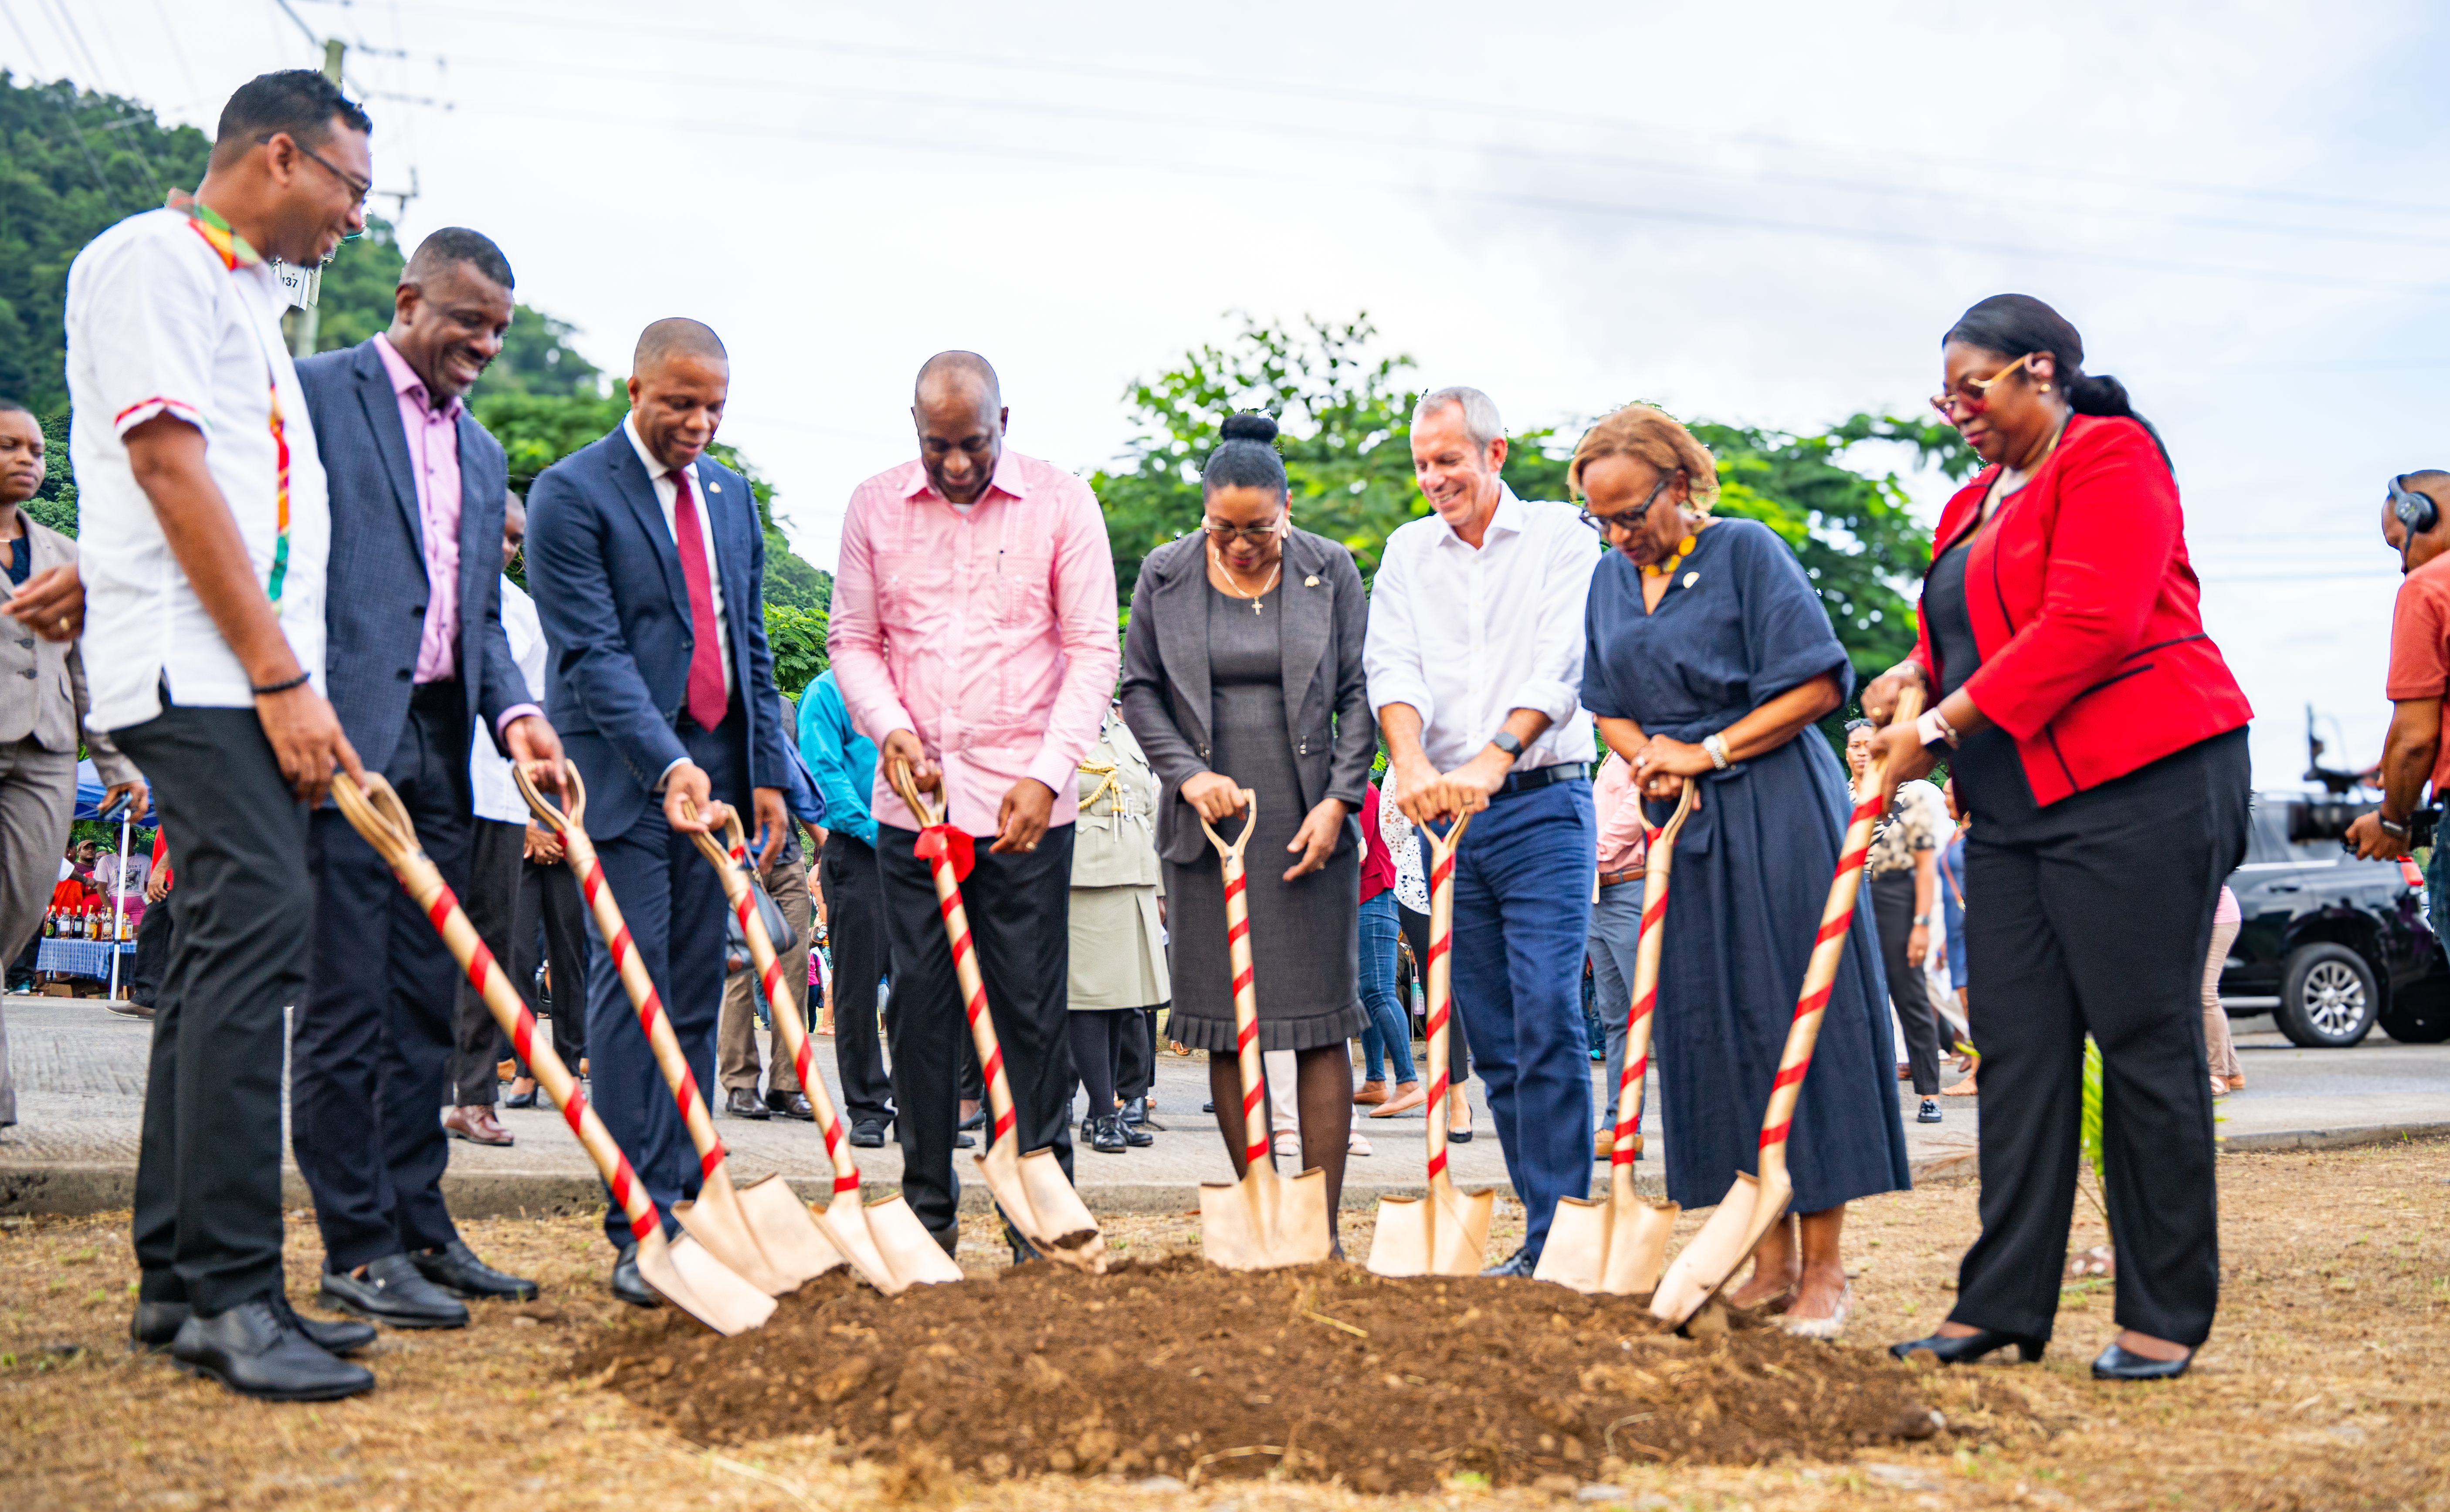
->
[[829, 451, 1119, 837], [372, 334, 464, 683], [1592, 751, 1650, 876]]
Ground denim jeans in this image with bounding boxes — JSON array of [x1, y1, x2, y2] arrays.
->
[[1586, 876, 1644, 1134], [1357, 891, 1417, 1084], [1446, 777, 1597, 1261]]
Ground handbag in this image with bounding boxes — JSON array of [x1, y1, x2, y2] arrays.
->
[[723, 873, 797, 974]]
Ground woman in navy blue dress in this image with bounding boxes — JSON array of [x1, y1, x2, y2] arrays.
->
[[1573, 404, 1910, 1338]]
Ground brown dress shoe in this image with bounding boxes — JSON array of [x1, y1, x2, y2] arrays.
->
[[441, 1106, 515, 1147], [1353, 1079, 1387, 1106]]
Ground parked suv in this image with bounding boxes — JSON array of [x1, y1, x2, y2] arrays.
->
[[2221, 793, 2450, 1047]]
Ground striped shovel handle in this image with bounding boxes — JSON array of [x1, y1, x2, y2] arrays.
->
[[336, 772, 661, 1250], [1612, 783, 1695, 1169], [517, 764, 728, 1184], [1197, 793, 1267, 1174], [887, 761, 1023, 1155], [691, 814, 862, 1198], [1421, 811, 1475, 1187], [1755, 689, 1924, 1178]]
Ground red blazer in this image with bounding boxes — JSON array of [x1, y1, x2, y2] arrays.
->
[[1908, 414, 2251, 807]]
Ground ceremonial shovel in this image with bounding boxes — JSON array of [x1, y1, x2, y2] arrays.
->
[[690, 808, 963, 1294], [1194, 792, 1333, 1271], [887, 761, 1106, 1272], [332, 771, 773, 1335], [515, 765, 827, 1296], [1367, 812, 1494, 1277], [1536, 783, 1694, 1295], [1650, 690, 1923, 1329]]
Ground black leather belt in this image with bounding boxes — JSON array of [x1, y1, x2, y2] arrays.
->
[[1492, 763, 1587, 800]]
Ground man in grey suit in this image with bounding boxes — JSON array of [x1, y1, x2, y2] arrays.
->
[[0, 401, 146, 1123], [291, 229, 561, 1326]]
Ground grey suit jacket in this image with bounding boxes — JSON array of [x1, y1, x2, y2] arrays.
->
[[1119, 528, 1376, 865], [0, 516, 135, 781]]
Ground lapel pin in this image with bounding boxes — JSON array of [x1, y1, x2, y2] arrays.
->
[[1683, 571, 1699, 588], [709, 481, 722, 493], [1304, 575, 1319, 587]]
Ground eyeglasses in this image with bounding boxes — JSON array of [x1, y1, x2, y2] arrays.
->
[[258, 132, 372, 208], [1203, 518, 1284, 546], [1577, 473, 1675, 535], [1929, 352, 2033, 419]]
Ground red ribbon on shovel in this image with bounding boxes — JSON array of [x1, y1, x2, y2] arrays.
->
[[912, 820, 976, 883]]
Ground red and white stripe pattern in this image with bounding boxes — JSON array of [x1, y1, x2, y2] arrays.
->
[[1219, 838, 1268, 1173], [1755, 787, 1884, 1158], [1420, 815, 1471, 1186], [925, 846, 1021, 1151], [1610, 798, 1686, 1170], [725, 834, 862, 1197]]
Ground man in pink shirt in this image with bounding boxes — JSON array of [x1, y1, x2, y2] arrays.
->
[[829, 352, 1118, 1258]]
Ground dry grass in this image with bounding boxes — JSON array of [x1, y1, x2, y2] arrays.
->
[[3, 1140, 2447, 1510]]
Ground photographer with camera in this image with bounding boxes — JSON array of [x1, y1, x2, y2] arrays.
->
[[2348, 473, 2450, 944]]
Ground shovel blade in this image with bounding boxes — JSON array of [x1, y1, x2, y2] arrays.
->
[[734, 1172, 845, 1289], [672, 1167, 795, 1296], [828, 1192, 966, 1295], [1200, 1162, 1333, 1272], [1532, 1196, 1611, 1293], [975, 1140, 1106, 1272], [1650, 1168, 1793, 1327], [1366, 1181, 1494, 1277], [1600, 1195, 1682, 1298], [635, 1228, 776, 1335]]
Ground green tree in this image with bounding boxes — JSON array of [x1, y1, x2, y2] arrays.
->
[[283, 216, 404, 355], [481, 305, 607, 397]]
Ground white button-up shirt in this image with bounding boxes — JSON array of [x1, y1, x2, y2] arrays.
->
[[470, 575, 545, 823], [65, 207, 331, 731], [1363, 484, 1598, 775], [621, 413, 731, 697]]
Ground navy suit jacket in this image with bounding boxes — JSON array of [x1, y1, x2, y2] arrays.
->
[[296, 339, 528, 778], [524, 425, 790, 839]]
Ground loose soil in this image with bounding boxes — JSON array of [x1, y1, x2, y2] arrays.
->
[[573, 1255, 2023, 1490], [4, 1139, 2448, 1510]]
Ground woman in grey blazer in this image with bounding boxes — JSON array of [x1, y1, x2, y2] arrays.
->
[[1118, 413, 1376, 1233]]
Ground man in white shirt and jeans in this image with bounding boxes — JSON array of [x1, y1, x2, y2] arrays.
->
[[69, 70, 375, 1401], [1365, 386, 1600, 1278]]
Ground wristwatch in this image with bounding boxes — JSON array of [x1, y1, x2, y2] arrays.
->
[[1490, 729, 1524, 761], [2379, 812, 2413, 840], [1913, 913, 1935, 926], [1702, 733, 1732, 770]]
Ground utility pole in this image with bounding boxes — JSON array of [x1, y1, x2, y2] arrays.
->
[[284, 37, 346, 359]]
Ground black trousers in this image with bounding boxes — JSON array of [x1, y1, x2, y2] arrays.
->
[[1871, 869, 1943, 1096], [583, 707, 742, 1251], [818, 832, 894, 1125], [449, 818, 527, 1105], [292, 681, 474, 1272], [1116, 1003, 1160, 1102], [1951, 729, 2250, 1347], [118, 703, 310, 1315], [877, 821, 1076, 1239], [514, 854, 589, 1076], [129, 897, 174, 1006]]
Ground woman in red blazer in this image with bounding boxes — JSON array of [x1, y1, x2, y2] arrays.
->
[[1866, 295, 2250, 1383]]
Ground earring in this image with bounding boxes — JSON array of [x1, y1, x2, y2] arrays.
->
[[2037, 383, 2050, 393]]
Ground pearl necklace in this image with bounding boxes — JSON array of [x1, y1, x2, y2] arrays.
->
[[1643, 533, 1699, 578]]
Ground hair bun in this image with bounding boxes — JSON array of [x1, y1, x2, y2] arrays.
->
[[1219, 412, 1279, 445]]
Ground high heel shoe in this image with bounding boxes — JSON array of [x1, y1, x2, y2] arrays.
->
[[1889, 1327, 2047, 1365], [2091, 1343, 2192, 1381]]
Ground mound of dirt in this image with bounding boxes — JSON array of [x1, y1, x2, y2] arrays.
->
[[574, 1254, 2020, 1490]]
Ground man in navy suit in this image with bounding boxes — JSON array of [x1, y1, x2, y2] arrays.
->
[[292, 228, 562, 1326], [525, 318, 791, 1305]]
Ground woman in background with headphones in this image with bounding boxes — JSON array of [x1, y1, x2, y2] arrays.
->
[[1866, 294, 2252, 1382]]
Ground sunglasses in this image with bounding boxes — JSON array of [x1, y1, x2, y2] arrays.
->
[[1929, 352, 2034, 419]]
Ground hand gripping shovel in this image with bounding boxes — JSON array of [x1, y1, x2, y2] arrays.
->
[[331, 771, 773, 1335], [1367, 811, 1494, 1277], [887, 761, 1106, 1272], [690, 808, 963, 1295], [515, 765, 812, 1296], [1194, 792, 1333, 1271], [1536, 783, 1695, 1295], [1650, 690, 1924, 1328]]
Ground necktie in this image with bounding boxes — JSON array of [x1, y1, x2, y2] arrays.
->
[[671, 467, 728, 731]]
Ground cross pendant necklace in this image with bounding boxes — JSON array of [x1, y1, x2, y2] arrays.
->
[[1213, 544, 1281, 613]]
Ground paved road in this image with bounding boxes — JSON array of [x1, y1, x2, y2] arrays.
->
[[3, 995, 2442, 1218]]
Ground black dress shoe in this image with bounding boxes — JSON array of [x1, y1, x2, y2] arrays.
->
[[132, 1299, 190, 1353], [1890, 1327, 2046, 1365], [318, 1253, 470, 1329], [2092, 1343, 2194, 1380], [1089, 1114, 1129, 1154], [955, 1131, 975, 1148], [1121, 1117, 1154, 1148], [959, 1107, 986, 1132], [170, 1296, 376, 1402], [765, 1091, 815, 1122], [413, 1240, 539, 1302], [610, 1243, 660, 1308], [1122, 1096, 1149, 1126], [848, 1118, 886, 1148], [1480, 1247, 1535, 1279], [140, 1294, 377, 1356], [723, 1087, 769, 1120], [1917, 1098, 1942, 1124]]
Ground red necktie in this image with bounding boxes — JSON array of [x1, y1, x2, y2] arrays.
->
[[671, 468, 728, 731]]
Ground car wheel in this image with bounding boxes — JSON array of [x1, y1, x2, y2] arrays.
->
[[2275, 944, 2379, 1048], [2380, 974, 2450, 1045]]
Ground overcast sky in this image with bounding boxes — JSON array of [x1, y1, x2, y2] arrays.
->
[[14, 0, 2446, 788]]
